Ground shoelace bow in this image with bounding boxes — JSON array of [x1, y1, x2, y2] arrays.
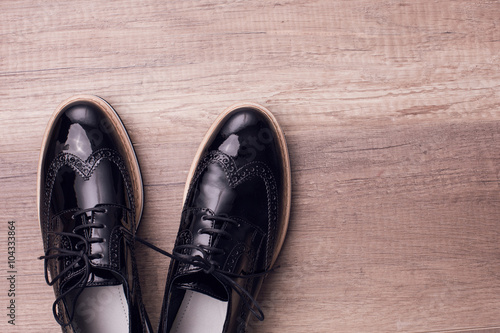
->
[[135, 214, 275, 321], [39, 206, 108, 327]]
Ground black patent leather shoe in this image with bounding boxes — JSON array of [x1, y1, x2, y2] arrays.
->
[[158, 103, 291, 333], [38, 95, 152, 333]]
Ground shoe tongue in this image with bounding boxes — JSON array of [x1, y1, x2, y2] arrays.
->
[[60, 266, 122, 295], [175, 163, 236, 302], [87, 266, 122, 286], [173, 271, 229, 302]]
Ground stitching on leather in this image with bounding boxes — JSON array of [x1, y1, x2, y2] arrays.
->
[[224, 243, 246, 272], [43, 148, 136, 250], [186, 150, 278, 268], [42, 148, 137, 300]]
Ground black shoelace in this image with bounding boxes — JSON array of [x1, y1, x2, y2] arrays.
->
[[40, 210, 274, 326], [39, 206, 108, 327], [135, 214, 275, 321]]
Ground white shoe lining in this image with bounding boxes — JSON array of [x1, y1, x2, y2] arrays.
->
[[171, 290, 227, 333], [69, 284, 129, 333]]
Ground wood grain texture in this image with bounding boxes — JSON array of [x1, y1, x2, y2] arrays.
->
[[1, 0, 500, 332]]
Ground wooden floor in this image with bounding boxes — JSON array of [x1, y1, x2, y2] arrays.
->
[[1, 0, 500, 332]]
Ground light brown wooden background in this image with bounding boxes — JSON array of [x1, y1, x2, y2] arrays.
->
[[1, 0, 500, 332]]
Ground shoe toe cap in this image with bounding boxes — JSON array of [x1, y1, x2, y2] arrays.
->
[[212, 107, 281, 166], [48, 102, 118, 161]]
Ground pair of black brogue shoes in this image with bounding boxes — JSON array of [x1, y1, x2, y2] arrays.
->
[[38, 95, 291, 333]]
